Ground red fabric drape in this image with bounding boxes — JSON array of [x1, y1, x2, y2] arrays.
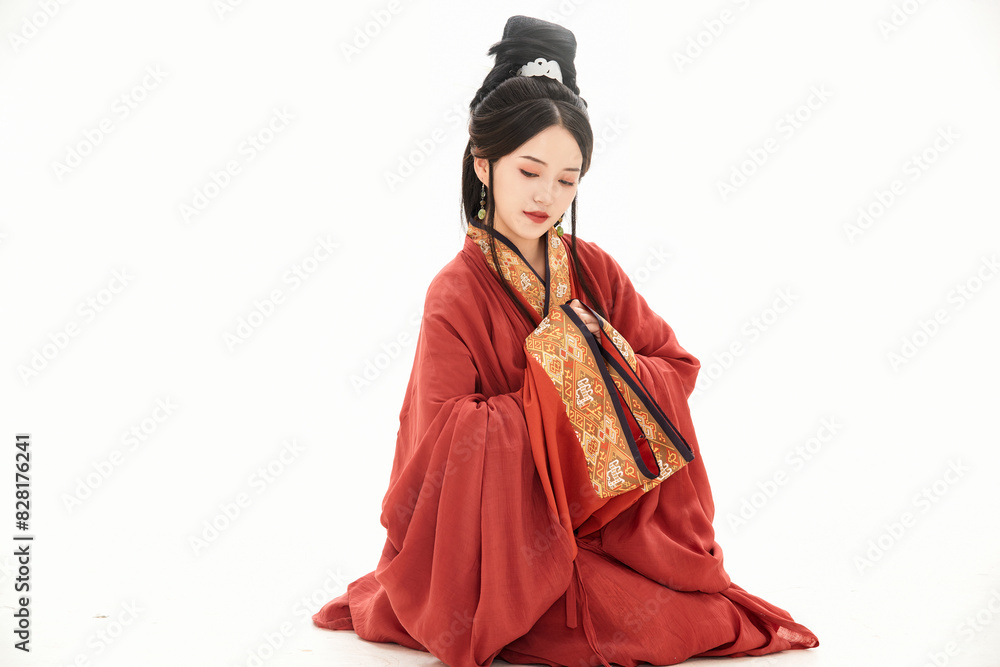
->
[[312, 233, 819, 666]]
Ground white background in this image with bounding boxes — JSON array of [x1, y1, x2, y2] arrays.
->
[[1, 1, 999, 666]]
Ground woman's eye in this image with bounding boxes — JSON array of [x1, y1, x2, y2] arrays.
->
[[520, 169, 575, 187]]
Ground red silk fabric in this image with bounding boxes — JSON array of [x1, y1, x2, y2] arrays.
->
[[312, 233, 819, 666]]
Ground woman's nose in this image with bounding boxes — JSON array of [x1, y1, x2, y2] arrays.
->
[[534, 182, 554, 205]]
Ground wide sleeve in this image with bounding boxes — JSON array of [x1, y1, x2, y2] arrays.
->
[[570, 241, 729, 592], [371, 281, 577, 667], [595, 252, 700, 403]]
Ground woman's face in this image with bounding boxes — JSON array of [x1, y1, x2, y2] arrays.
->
[[474, 124, 582, 258]]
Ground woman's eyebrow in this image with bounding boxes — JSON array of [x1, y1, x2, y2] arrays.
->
[[518, 155, 581, 172]]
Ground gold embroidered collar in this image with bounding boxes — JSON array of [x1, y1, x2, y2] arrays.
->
[[466, 219, 573, 319]]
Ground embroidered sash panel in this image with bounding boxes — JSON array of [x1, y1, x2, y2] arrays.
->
[[466, 219, 572, 319], [524, 302, 695, 499]]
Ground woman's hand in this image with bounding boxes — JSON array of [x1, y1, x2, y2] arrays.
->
[[568, 298, 601, 334]]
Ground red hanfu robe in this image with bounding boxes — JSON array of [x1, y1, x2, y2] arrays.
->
[[312, 220, 819, 666]]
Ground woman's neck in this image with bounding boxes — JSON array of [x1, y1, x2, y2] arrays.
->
[[517, 237, 546, 277]]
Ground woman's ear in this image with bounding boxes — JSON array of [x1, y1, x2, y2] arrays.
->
[[473, 155, 488, 186]]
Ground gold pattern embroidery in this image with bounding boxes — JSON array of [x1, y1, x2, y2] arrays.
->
[[466, 221, 573, 319], [524, 306, 690, 497]]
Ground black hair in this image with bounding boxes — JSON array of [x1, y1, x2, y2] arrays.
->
[[460, 14, 606, 325]]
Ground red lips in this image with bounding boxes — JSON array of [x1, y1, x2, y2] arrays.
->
[[524, 211, 549, 223]]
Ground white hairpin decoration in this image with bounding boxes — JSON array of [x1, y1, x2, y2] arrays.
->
[[518, 57, 563, 84]]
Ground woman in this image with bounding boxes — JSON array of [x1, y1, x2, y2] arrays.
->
[[313, 15, 819, 667]]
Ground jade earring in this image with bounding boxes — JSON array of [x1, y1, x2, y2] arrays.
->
[[555, 213, 564, 236], [477, 184, 486, 220]]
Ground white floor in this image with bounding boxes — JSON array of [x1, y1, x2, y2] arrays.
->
[[1, 518, 997, 667]]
